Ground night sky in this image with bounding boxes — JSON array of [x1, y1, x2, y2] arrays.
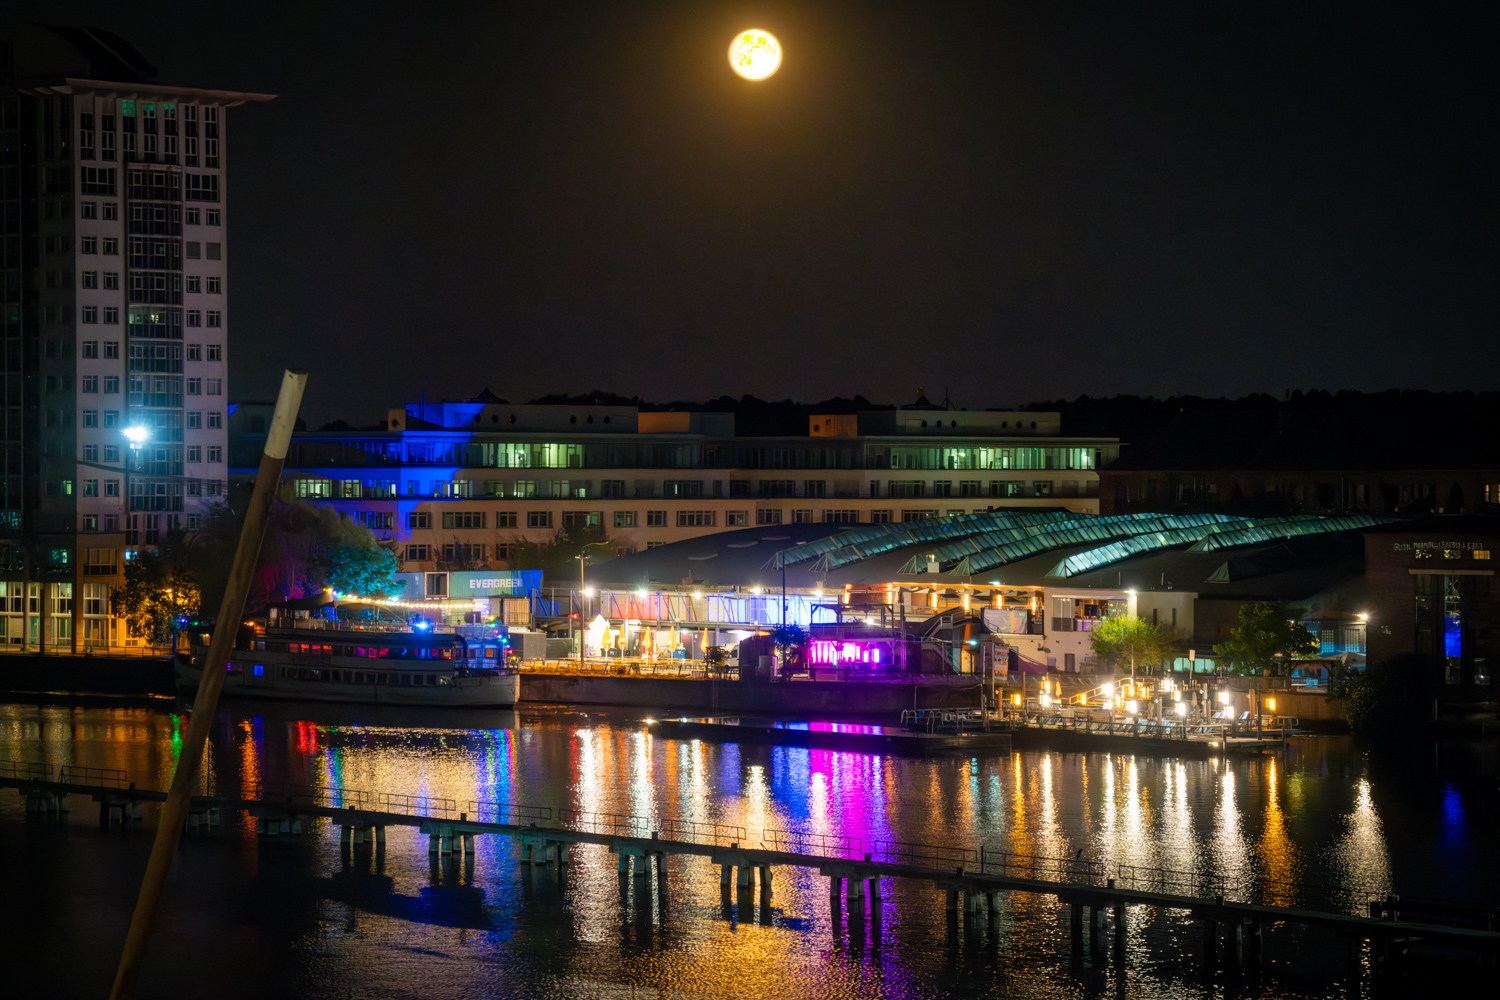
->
[[25, 2, 1498, 423]]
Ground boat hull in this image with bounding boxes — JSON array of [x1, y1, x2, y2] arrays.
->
[[174, 655, 519, 708]]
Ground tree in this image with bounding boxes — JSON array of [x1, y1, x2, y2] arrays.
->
[[317, 515, 404, 598], [704, 643, 730, 677], [770, 623, 809, 666], [510, 522, 612, 580], [1342, 653, 1435, 735], [1212, 602, 1318, 677], [111, 546, 201, 646], [1089, 615, 1178, 679]]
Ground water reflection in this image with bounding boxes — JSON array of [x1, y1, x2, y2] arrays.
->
[[1, 702, 1495, 1000]]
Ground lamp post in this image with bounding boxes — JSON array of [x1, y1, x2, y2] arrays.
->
[[576, 539, 611, 669]]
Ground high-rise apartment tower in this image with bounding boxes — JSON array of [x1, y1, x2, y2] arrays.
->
[[1, 24, 271, 648]]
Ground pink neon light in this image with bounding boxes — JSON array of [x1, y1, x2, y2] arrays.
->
[[807, 640, 884, 666]]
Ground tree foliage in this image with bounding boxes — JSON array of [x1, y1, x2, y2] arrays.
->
[[1212, 602, 1318, 676], [111, 546, 201, 645], [1089, 615, 1177, 676], [1342, 654, 1435, 735], [770, 623, 809, 663], [319, 514, 404, 598], [509, 522, 612, 580]]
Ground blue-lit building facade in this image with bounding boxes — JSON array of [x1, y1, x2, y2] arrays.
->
[[229, 400, 1120, 601]]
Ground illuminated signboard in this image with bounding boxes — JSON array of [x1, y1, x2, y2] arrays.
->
[[807, 640, 884, 666]]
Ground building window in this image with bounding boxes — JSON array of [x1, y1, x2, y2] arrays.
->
[[1033, 481, 1054, 497], [442, 511, 486, 529], [357, 511, 393, 530], [888, 481, 924, 498], [933, 480, 953, 497], [792, 509, 814, 523], [82, 340, 99, 358], [207, 209, 221, 225], [82, 270, 99, 289], [902, 509, 939, 521], [645, 510, 666, 527], [102, 271, 120, 290], [207, 276, 222, 294], [614, 511, 637, 528], [406, 511, 430, 529], [103, 376, 119, 393], [103, 411, 118, 427], [804, 480, 827, 498], [82, 514, 99, 531], [206, 242, 222, 260], [404, 544, 431, 562], [103, 238, 118, 255], [756, 508, 783, 525], [82, 201, 98, 219], [104, 446, 119, 462], [103, 307, 120, 324], [104, 479, 120, 497], [486, 511, 515, 528], [991, 481, 1025, 497], [725, 510, 748, 526], [187, 411, 201, 429], [187, 378, 201, 394], [664, 480, 703, 498], [562, 511, 601, 530], [103, 341, 120, 359], [677, 511, 716, 527], [207, 446, 221, 463], [84, 445, 99, 462], [187, 343, 202, 361], [870, 509, 892, 524], [186, 207, 201, 225], [526, 511, 552, 528], [601, 479, 626, 498], [207, 343, 222, 360], [205, 377, 221, 395], [206, 311, 222, 327], [207, 411, 222, 428], [81, 166, 116, 194], [82, 236, 98, 254], [186, 310, 201, 327], [82, 410, 99, 427], [83, 480, 99, 497], [185, 241, 201, 259], [959, 480, 982, 497], [823, 510, 859, 523], [82, 375, 99, 393], [186, 275, 201, 293], [187, 446, 202, 462]]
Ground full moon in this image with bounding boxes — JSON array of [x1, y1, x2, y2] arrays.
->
[[728, 29, 781, 80]]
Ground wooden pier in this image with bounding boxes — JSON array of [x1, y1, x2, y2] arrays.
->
[[5, 759, 1496, 985]]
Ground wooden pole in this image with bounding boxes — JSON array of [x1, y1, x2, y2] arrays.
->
[[109, 370, 307, 1000]]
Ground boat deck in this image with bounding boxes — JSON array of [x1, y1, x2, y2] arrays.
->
[[650, 716, 1012, 756]]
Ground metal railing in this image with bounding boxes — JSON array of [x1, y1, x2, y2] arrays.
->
[[763, 829, 863, 859], [981, 850, 1103, 884], [59, 765, 130, 788], [1115, 863, 1236, 899], [0, 760, 52, 781], [377, 792, 456, 817], [873, 840, 980, 869], [467, 800, 553, 825]]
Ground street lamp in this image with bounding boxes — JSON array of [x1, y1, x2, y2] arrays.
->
[[576, 540, 611, 668]]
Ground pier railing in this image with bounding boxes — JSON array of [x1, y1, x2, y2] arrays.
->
[[0, 759, 1399, 917]]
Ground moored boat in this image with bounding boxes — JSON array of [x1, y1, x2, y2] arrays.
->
[[175, 624, 519, 707]]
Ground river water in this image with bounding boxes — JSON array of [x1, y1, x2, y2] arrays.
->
[[1, 698, 1495, 999]]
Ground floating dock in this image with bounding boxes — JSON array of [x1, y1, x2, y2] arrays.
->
[[649, 717, 1012, 756]]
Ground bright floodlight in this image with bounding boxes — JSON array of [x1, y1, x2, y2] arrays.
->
[[123, 425, 150, 445], [1101, 682, 1114, 697]]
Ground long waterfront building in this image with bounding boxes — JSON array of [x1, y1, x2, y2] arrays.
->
[[1, 24, 272, 649], [229, 398, 1120, 596]]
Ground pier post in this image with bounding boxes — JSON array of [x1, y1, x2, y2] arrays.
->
[[376, 826, 386, 845], [847, 875, 864, 907], [759, 865, 773, 902], [208, 808, 220, 828], [867, 876, 879, 907], [462, 832, 474, 854], [279, 817, 291, 835], [1113, 900, 1127, 960], [946, 888, 959, 913], [830, 876, 843, 907], [964, 889, 978, 914], [1090, 905, 1106, 960], [428, 833, 439, 855], [722, 864, 733, 895], [738, 865, 752, 889], [1070, 900, 1084, 955], [1202, 912, 1218, 970]]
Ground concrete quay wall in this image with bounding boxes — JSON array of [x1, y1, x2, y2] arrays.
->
[[0, 654, 176, 698], [520, 674, 983, 713]]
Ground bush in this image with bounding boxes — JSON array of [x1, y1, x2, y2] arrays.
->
[[1343, 653, 1435, 735]]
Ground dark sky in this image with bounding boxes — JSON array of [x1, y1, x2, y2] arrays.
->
[[25, 1, 1498, 423]]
